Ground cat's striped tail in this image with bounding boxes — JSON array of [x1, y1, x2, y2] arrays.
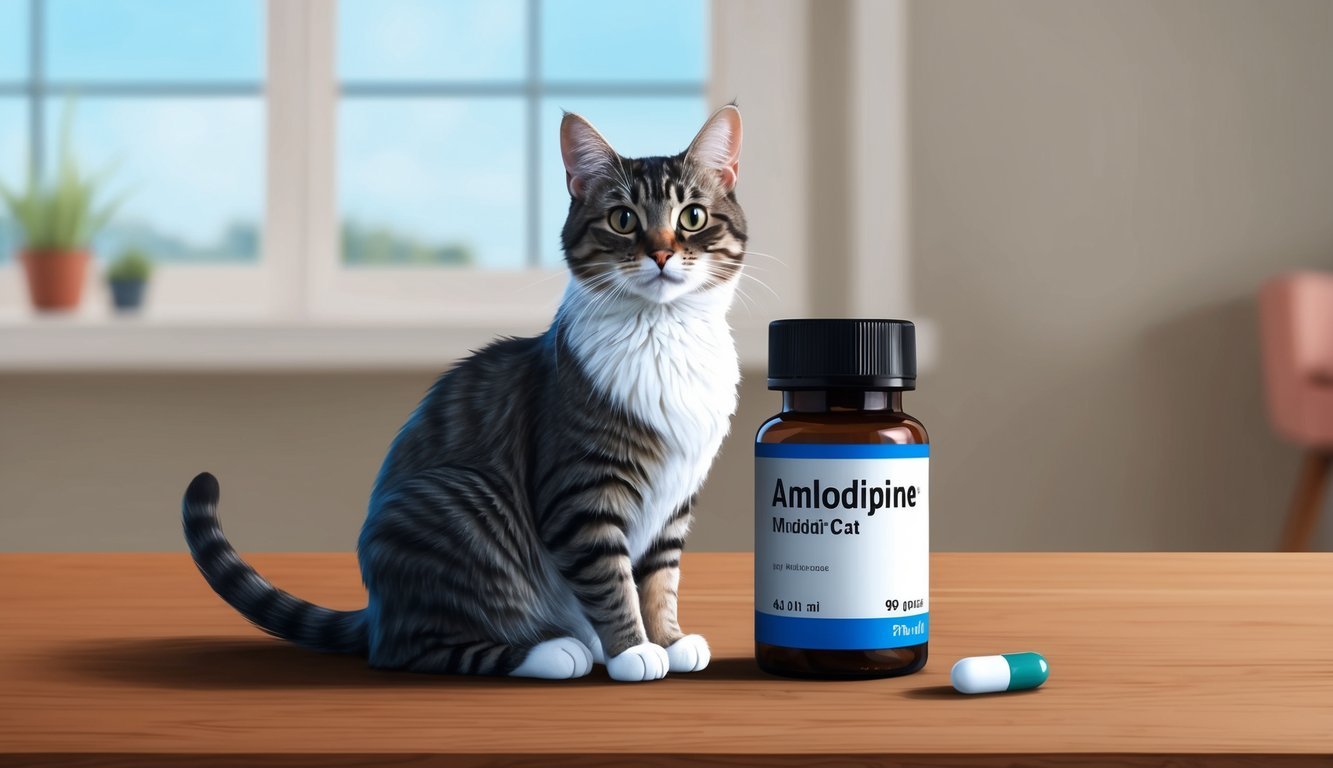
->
[[182, 472, 368, 655]]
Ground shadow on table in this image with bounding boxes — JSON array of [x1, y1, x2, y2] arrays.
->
[[52, 637, 769, 690], [902, 684, 1044, 700]]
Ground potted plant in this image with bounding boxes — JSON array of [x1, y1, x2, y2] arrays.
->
[[107, 248, 152, 312], [0, 107, 122, 312]]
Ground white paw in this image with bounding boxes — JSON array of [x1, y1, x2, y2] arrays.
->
[[509, 637, 594, 679], [665, 634, 711, 673], [606, 642, 670, 682]]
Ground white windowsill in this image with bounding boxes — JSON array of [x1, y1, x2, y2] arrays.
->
[[0, 312, 776, 372], [0, 313, 936, 374]]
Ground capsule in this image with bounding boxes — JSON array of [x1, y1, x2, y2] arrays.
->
[[950, 652, 1048, 694]]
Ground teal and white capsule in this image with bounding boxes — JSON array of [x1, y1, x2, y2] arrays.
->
[[950, 652, 1049, 694]]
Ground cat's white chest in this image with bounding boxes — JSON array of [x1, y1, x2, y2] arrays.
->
[[563, 293, 739, 561]]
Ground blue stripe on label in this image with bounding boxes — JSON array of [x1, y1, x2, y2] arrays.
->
[[755, 612, 930, 650], [754, 443, 930, 459]]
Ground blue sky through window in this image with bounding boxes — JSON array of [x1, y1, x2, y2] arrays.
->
[[0, 99, 25, 261], [0, 1, 708, 271], [340, 0, 526, 82], [541, 0, 708, 83], [43, 98, 264, 264], [0, 0, 27, 81], [340, 98, 526, 268], [47, 0, 263, 82], [0, 1, 264, 266], [338, 0, 709, 268], [0, 1, 27, 262]]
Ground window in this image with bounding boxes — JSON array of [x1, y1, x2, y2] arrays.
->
[[0, 0, 29, 263], [0, 0, 711, 320], [337, 0, 708, 270], [0, 1, 822, 369], [0, 0, 265, 267], [0, 99, 23, 268]]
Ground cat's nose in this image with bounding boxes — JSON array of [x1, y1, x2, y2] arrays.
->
[[650, 250, 673, 270]]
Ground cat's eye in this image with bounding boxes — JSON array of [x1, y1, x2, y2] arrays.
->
[[678, 204, 708, 232], [607, 207, 638, 234]]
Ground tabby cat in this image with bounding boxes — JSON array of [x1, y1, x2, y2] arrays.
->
[[182, 105, 747, 681]]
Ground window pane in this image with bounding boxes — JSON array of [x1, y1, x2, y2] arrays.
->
[[0, 98, 26, 264], [539, 97, 707, 266], [46, 0, 263, 82], [540, 0, 708, 83], [339, 0, 525, 81], [340, 99, 526, 268], [0, 0, 27, 81], [43, 99, 263, 264]]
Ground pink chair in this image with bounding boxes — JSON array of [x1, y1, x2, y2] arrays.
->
[[1259, 272, 1333, 550]]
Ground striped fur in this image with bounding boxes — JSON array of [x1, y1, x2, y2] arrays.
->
[[183, 473, 366, 654], [182, 106, 747, 681]]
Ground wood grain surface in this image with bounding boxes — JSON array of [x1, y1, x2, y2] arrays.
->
[[1, 552, 1331, 767]]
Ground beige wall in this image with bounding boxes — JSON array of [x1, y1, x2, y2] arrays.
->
[[5, 0, 1333, 552], [908, 0, 1333, 549], [0, 372, 771, 552]]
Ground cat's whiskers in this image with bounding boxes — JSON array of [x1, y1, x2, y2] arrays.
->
[[573, 286, 640, 427], [718, 276, 756, 317], [552, 266, 631, 371], [728, 260, 775, 274], [578, 268, 626, 294], [552, 270, 623, 374], [521, 271, 567, 290], [524, 260, 620, 292], [703, 265, 757, 313], [577, 283, 620, 329], [698, 262, 778, 304], [738, 249, 787, 266], [563, 271, 636, 365], [732, 262, 781, 301], [572, 279, 637, 412]]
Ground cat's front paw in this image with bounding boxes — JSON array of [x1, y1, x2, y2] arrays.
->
[[665, 634, 711, 673], [509, 637, 594, 679], [606, 642, 669, 682]]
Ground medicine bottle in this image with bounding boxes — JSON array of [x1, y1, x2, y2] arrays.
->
[[755, 319, 929, 679]]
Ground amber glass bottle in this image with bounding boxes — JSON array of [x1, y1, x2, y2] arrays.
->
[[754, 319, 929, 679]]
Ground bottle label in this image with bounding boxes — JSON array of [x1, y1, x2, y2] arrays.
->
[[754, 443, 929, 650]]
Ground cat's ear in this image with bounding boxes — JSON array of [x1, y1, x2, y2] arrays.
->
[[560, 112, 618, 199], [686, 104, 743, 190]]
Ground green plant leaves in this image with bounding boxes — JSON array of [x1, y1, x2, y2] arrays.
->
[[107, 247, 152, 281], [0, 102, 128, 252]]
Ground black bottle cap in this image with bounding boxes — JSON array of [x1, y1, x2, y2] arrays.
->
[[768, 319, 916, 390]]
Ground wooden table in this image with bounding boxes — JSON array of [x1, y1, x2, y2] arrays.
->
[[1, 553, 1331, 767]]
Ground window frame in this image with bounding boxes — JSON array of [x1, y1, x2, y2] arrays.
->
[[0, 0, 815, 348], [337, 0, 709, 271], [310, 0, 713, 322], [0, 0, 275, 318]]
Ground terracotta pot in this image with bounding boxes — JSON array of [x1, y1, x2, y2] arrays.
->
[[20, 249, 90, 311]]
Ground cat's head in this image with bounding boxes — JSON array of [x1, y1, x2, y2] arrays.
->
[[559, 105, 747, 305]]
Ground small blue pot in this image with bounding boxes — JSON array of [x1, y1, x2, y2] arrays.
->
[[109, 279, 147, 312]]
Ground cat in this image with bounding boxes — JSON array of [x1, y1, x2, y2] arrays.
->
[[182, 105, 747, 682]]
